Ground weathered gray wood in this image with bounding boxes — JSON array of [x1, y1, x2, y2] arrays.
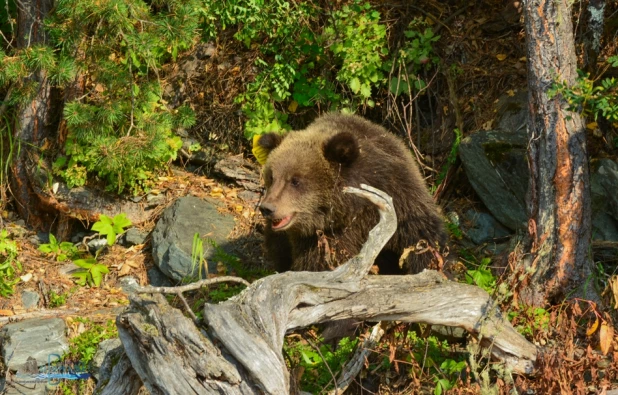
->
[[97, 353, 143, 395], [107, 185, 537, 394]]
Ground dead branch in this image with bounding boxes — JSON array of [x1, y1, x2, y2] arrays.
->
[[104, 184, 537, 394]]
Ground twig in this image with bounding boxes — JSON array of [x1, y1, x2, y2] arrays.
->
[[327, 322, 384, 395], [134, 276, 250, 294], [306, 337, 338, 393], [0, 307, 81, 325], [134, 276, 250, 325]]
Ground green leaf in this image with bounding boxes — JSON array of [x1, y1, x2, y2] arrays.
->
[[132, 83, 140, 97], [72, 271, 88, 286], [389, 77, 409, 96], [105, 232, 115, 246], [360, 84, 371, 98], [349, 77, 361, 94], [112, 213, 132, 231], [38, 244, 53, 254], [90, 267, 103, 287], [73, 258, 97, 269], [59, 242, 75, 252]]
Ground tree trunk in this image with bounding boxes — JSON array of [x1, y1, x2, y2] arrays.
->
[[101, 186, 537, 394], [10, 0, 56, 230], [521, 0, 594, 305]]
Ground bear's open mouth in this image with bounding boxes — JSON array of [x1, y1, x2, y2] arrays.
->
[[272, 214, 293, 230]]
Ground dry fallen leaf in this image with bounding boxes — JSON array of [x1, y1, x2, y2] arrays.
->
[[118, 260, 140, 277], [586, 317, 599, 336], [611, 276, 618, 309], [496, 54, 507, 61], [252, 134, 270, 165], [288, 100, 299, 113], [599, 321, 614, 355], [20, 273, 33, 283], [210, 186, 224, 198]]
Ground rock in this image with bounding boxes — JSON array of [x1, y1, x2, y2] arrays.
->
[[151, 196, 236, 282], [59, 262, 81, 278], [459, 128, 529, 230], [0, 376, 47, 395], [121, 228, 148, 247], [590, 159, 618, 241], [214, 154, 262, 192], [146, 194, 166, 207], [1, 318, 69, 371], [431, 325, 468, 342], [495, 90, 528, 134], [118, 276, 140, 294], [147, 266, 173, 287], [29, 232, 50, 246], [596, 159, 618, 221], [238, 190, 261, 204], [87, 238, 108, 254], [91, 338, 122, 382], [71, 231, 88, 244], [463, 209, 511, 244], [21, 290, 40, 309]]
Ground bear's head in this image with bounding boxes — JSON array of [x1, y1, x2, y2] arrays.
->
[[258, 130, 359, 235]]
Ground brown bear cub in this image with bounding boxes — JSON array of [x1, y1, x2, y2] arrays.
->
[[258, 113, 446, 275]]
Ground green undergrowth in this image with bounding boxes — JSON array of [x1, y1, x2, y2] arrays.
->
[[64, 318, 118, 365]]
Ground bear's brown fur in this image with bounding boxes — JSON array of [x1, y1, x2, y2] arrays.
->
[[258, 113, 446, 274]]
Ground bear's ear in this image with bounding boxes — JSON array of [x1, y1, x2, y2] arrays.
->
[[257, 133, 284, 151], [323, 132, 359, 166], [254, 133, 284, 165]]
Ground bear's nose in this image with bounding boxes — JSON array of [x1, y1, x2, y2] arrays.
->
[[259, 203, 275, 218]]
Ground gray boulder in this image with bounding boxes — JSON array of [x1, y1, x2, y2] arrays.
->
[[459, 128, 529, 231], [1, 318, 69, 371], [463, 209, 511, 245], [591, 159, 618, 241], [21, 290, 40, 309], [151, 196, 236, 282]]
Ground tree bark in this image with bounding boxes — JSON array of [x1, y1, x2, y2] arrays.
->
[[522, 0, 595, 305], [10, 0, 56, 229], [102, 186, 537, 394]]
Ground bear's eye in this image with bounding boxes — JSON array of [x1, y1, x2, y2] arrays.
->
[[290, 176, 301, 188]]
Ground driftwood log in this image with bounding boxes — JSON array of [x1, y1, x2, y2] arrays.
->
[[102, 185, 537, 394]]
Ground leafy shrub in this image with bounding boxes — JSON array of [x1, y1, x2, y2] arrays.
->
[[284, 336, 358, 393], [1, 0, 198, 195], [0, 229, 21, 297], [389, 19, 440, 96], [92, 213, 132, 246], [72, 258, 109, 287], [549, 56, 618, 123], [38, 233, 79, 261], [324, 1, 388, 105], [65, 318, 118, 364]]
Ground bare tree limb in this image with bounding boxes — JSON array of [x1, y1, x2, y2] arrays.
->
[[105, 185, 537, 394]]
